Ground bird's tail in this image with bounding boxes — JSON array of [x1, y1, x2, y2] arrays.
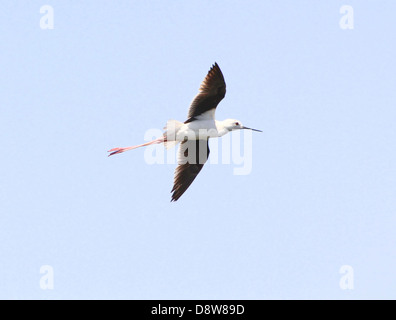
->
[[108, 136, 165, 157], [163, 120, 183, 149]]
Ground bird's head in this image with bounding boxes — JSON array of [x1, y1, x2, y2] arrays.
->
[[223, 119, 262, 132]]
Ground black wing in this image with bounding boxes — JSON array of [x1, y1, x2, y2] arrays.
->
[[171, 140, 210, 201], [185, 62, 226, 123]]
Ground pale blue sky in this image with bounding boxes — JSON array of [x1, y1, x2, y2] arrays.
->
[[1, 1, 395, 299]]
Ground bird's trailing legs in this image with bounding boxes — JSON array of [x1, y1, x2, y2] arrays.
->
[[108, 137, 165, 157]]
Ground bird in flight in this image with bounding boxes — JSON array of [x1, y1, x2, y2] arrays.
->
[[108, 63, 262, 201]]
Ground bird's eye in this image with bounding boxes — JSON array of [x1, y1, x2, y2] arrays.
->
[[235, 122, 239, 126]]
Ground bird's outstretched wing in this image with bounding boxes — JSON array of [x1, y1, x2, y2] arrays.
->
[[185, 62, 226, 123], [171, 140, 210, 202]]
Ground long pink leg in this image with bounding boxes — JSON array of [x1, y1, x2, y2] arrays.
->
[[108, 137, 165, 157]]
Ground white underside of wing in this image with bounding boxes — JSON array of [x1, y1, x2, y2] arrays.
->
[[176, 140, 209, 165], [194, 108, 216, 120]]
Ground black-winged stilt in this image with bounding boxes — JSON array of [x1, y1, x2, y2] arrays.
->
[[108, 63, 261, 201]]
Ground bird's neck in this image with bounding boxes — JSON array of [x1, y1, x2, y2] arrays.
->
[[215, 120, 231, 137]]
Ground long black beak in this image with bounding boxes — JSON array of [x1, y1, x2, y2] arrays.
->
[[242, 126, 262, 132]]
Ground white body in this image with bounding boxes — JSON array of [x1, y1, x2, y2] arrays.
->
[[175, 120, 228, 140], [166, 111, 235, 143]]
